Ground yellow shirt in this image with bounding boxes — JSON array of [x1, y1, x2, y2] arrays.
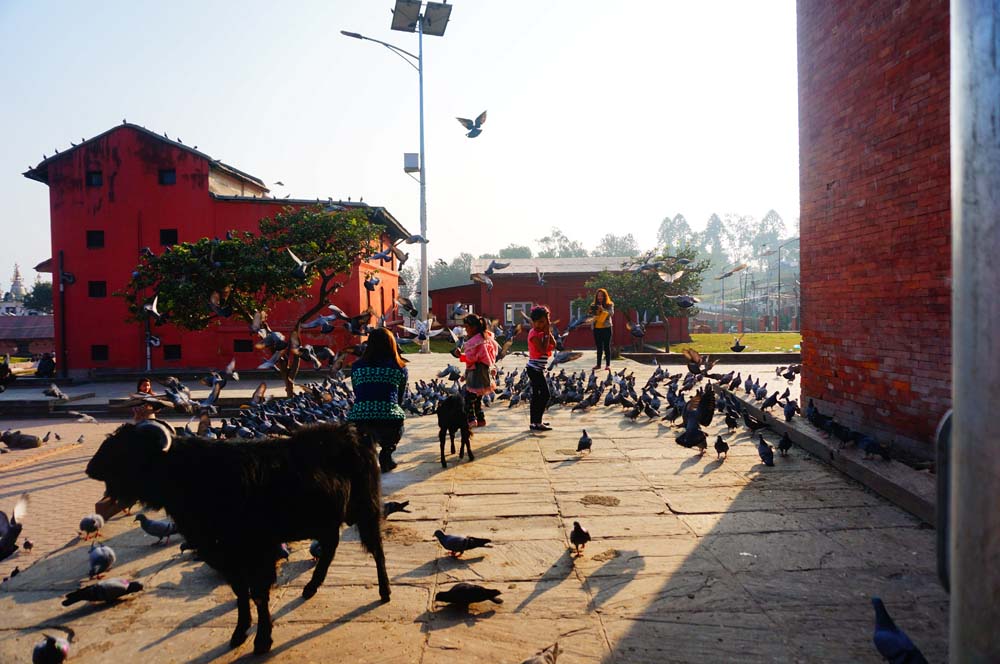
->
[[593, 303, 614, 328]]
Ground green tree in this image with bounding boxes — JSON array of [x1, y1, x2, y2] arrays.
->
[[592, 233, 640, 257], [23, 281, 53, 313], [537, 228, 588, 258], [498, 244, 533, 259], [579, 245, 708, 351], [120, 206, 383, 394], [656, 213, 694, 248]]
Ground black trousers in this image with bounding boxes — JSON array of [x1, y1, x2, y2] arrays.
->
[[526, 366, 550, 424], [594, 327, 612, 366], [354, 419, 403, 462], [464, 392, 485, 421]]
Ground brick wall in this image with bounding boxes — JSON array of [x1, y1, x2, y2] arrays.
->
[[797, 0, 951, 456]]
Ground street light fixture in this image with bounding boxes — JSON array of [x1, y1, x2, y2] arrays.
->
[[342, 1, 452, 353]]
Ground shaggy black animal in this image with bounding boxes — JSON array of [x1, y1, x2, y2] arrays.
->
[[86, 420, 389, 655], [437, 393, 473, 468]]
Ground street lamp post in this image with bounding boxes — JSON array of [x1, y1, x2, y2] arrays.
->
[[342, 0, 452, 353], [775, 237, 799, 332]]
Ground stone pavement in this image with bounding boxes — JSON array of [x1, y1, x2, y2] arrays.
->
[[0, 354, 948, 662]]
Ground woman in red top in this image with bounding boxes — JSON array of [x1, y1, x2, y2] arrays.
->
[[457, 314, 499, 427], [526, 305, 556, 431]]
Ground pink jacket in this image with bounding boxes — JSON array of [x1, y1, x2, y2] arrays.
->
[[460, 331, 499, 368]]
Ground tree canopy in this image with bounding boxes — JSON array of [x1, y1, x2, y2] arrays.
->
[[23, 281, 53, 313], [537, 228, 588, 258], [120, 206, 383, 330], [592, 233, 640, 257]]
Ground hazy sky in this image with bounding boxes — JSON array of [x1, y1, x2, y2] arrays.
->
[[0, 1, 799, 287]]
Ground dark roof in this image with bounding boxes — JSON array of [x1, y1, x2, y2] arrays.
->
[[208, 195, 411, 241], [34, 258, 52, 273], [468, 256, 633, 276], [22, 122, 267, 190], [0, 315, 54, 340]]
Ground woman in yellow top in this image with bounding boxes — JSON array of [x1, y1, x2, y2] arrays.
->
[[590, 288, 615, 369]]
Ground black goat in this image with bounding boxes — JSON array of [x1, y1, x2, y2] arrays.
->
[[86, 420, 389, 655], [437, 392, 473, 468]]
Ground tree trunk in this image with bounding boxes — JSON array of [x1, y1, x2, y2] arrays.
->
[[658, 304, 671, 353]]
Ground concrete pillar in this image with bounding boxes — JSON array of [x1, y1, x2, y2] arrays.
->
[[950, 0, 1000, 658]]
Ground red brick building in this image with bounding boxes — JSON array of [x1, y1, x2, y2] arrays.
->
[[797, 0, 951, 455], [0, 316, 55, 357], [429, 257, 692, 349], [24, 123, 409, 376]]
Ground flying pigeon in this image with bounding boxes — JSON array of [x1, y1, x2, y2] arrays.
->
[[287, 247, 318, 280], [68, 411, 98, 424], [483, 259, 510, 275], [62, 578, 144, 606], [405, 234, 429, 244], [383, 501, 411, 518], [43, 383, 69, 400], [433, 529, 492, 557], [730, 333, 746, 352], [0, 493, 29, 561], [435, 582, 503, 606], [456, 110, 487, 138], [520, 643, 560, 664]]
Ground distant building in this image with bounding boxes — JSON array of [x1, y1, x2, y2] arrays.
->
[[0, 316, 54, 356], [0, 265, 28, 316], [25, 123, 409, 376], [429, 257, 692, 349]]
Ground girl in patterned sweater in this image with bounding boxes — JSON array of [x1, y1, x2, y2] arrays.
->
[[455, 314, 499, 427], [347, 328, 409, 472]]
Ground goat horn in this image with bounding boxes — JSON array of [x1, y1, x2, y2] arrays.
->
[[137, 419, 173, 453]]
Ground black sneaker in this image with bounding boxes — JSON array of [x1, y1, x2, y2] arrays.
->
[[530, 423, 553, 432]]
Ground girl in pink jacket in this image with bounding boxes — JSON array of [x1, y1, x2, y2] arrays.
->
[[457, 314, 499, 427]]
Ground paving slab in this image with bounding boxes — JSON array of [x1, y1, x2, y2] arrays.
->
[[0, 353, 948, 661]]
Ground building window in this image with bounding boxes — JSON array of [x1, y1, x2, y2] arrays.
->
[[158, 169, 177, 185], [91, 345, 109, 361], [86, 171, 103, 187], [160, 228, 178, 246], [163, 344, 182, 361], [233, 339, 254, 353], [88, 281, 107, 298], [504, 302, 532, 325], [86, 230, 105, 249]]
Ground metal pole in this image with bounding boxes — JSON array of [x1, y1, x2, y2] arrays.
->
[[145, 318, 152, 372], [951, 0, 1000, 658], [57, 250, 67, 378], [777, 246, 782, 332], [417, 13, 430, 353]]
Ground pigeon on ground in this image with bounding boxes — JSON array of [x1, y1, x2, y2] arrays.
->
[[433, 529, 492, 557], [520, 642, 560, 664], [67, 411, 98, 424], [44, 383, 69, 400], [757, 435, 775, 467], [134, 514, 179, 545], [435, 582, 503, 606], [309, 540, 325, 561], [33, 633, 71, 664], [0, 493, 29, 561], [383, 501, 411, 518], [778, 432, 793, 457], [22, 538, 33, 552], [871, 597, 928, 663], [456, 110, 487, 138], [62, 578, 144, 606], [570, 521, 591, 556], [79, 514, 104, 540], [715, 435, 729, 460], [88, 542, 116, 578], [577, 430, 592, 454], [783, 399, 799, 422]]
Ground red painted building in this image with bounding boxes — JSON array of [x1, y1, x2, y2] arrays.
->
[[797, 0, 951, 455], [429, 257, 691, 349], [24, 123, 409, 376]]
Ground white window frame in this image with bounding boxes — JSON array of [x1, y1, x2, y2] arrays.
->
[[505, 301, 533, 325]]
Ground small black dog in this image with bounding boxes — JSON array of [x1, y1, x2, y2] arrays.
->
[[437, 392, 473, 468]]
